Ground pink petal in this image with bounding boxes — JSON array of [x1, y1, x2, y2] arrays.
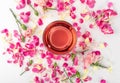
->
[[57, 1, 65, 12], [64, 2, 70, 7], [32, 68, 40, 73], [71, 6, 76, 11], [79, 18, 84, 24], [13, 30, 20, 38], [46, 1, 52, 7], [104, 42, 108, 47], [25, 11, 31, 16], [1, 28, 8, 33], [25, 43, 34, 49], [101, 25, 114, 34], [27, 0, 31, 5], [70, 67, 77, 74], [34, 76, 40, 83], [9, 43, 15, 49], [38, 18, 43, 26], [47, 58, 52, 65], [79, 42, 87, 49], [89, 24, 94, 28], [34, 3, 38, 7], [15, 42, 21, 49], [24, 28, 32, 37], [77, 27, 81, 31], [100, 79, 106, 83], [21, 15, 29, 23], [16, 2, 26, 10], [70, 12, 76, 19], [82, 31, 91, 39], [86, 0, 96, 8], [67, 72, 72, 77], [62, 63, 68, 67], [21, 0, 25, 4], [92, 51, 101, 56], [77, 31, 81, 37], [76, 78, 81, 83], [32, 35, 39, 46], [54, 55, 61, 60], [44, 77, 50, 81], [20, 11, 30, 23], [108, 2, 113, 8], [74, 56, 79, 66], [69, 0, 75, 4], [1, 28, 9, 36], [32, 64, 43, 73], [80, 0, 85, 3], [84, 76, 92, 82], [7, 60, 12, 63], [41, 53, 46, 58], [73, 22, 78, 27]]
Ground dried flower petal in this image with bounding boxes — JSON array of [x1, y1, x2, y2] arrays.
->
[[32, 64, 45, 73], [38, 18, 43, 26], [20, 11, 31, 23], [100, 79, 106, 83], [16, 0, 26, 9], [108, 2, 113, 8], [86, 0, 96, 8]]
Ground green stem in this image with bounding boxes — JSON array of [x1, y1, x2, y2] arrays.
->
[[43, 6, 56, 11], [10, 8, 26, 42], [63, 68, 73, 83], [9, 9, 22, 25], [91, 62, 108, 68], [46, 7, 56, 10], [20, 70, 26, 76], [81, 80, 84, 83], [76, 49, 89, 54], [29, 4, 39, 16], [61, 74, 76, 81], [16, 20, 22, 35], [10, 8, 27, 30]]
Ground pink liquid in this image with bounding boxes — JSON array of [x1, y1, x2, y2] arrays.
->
[[43, 20, 77, 55]]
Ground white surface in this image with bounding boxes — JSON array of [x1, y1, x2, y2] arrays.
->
[[0, 0, 120, 83]]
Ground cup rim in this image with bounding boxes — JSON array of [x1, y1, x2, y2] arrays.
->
[[43, 20, 77, 55]]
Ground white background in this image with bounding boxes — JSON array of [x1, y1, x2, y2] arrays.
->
[[0, 0, 120, 83]]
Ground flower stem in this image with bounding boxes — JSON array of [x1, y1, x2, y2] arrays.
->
[[16, 21, 25, 42], [20, 67, 29, 76], [29, 4, 39, 16], [63, 68, 73, 83], [91, 62, 108, 68], [43, 6, 56, 11], [71, 53, 76, 61], [9, 8, 26, 42], [81, 80, 84, 83], [9, 9, 21, 25], [47, 7, 56, 10], [20, 70, 26, 76], [61, 74, 76, 81], [9, 8, 27, 30]]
